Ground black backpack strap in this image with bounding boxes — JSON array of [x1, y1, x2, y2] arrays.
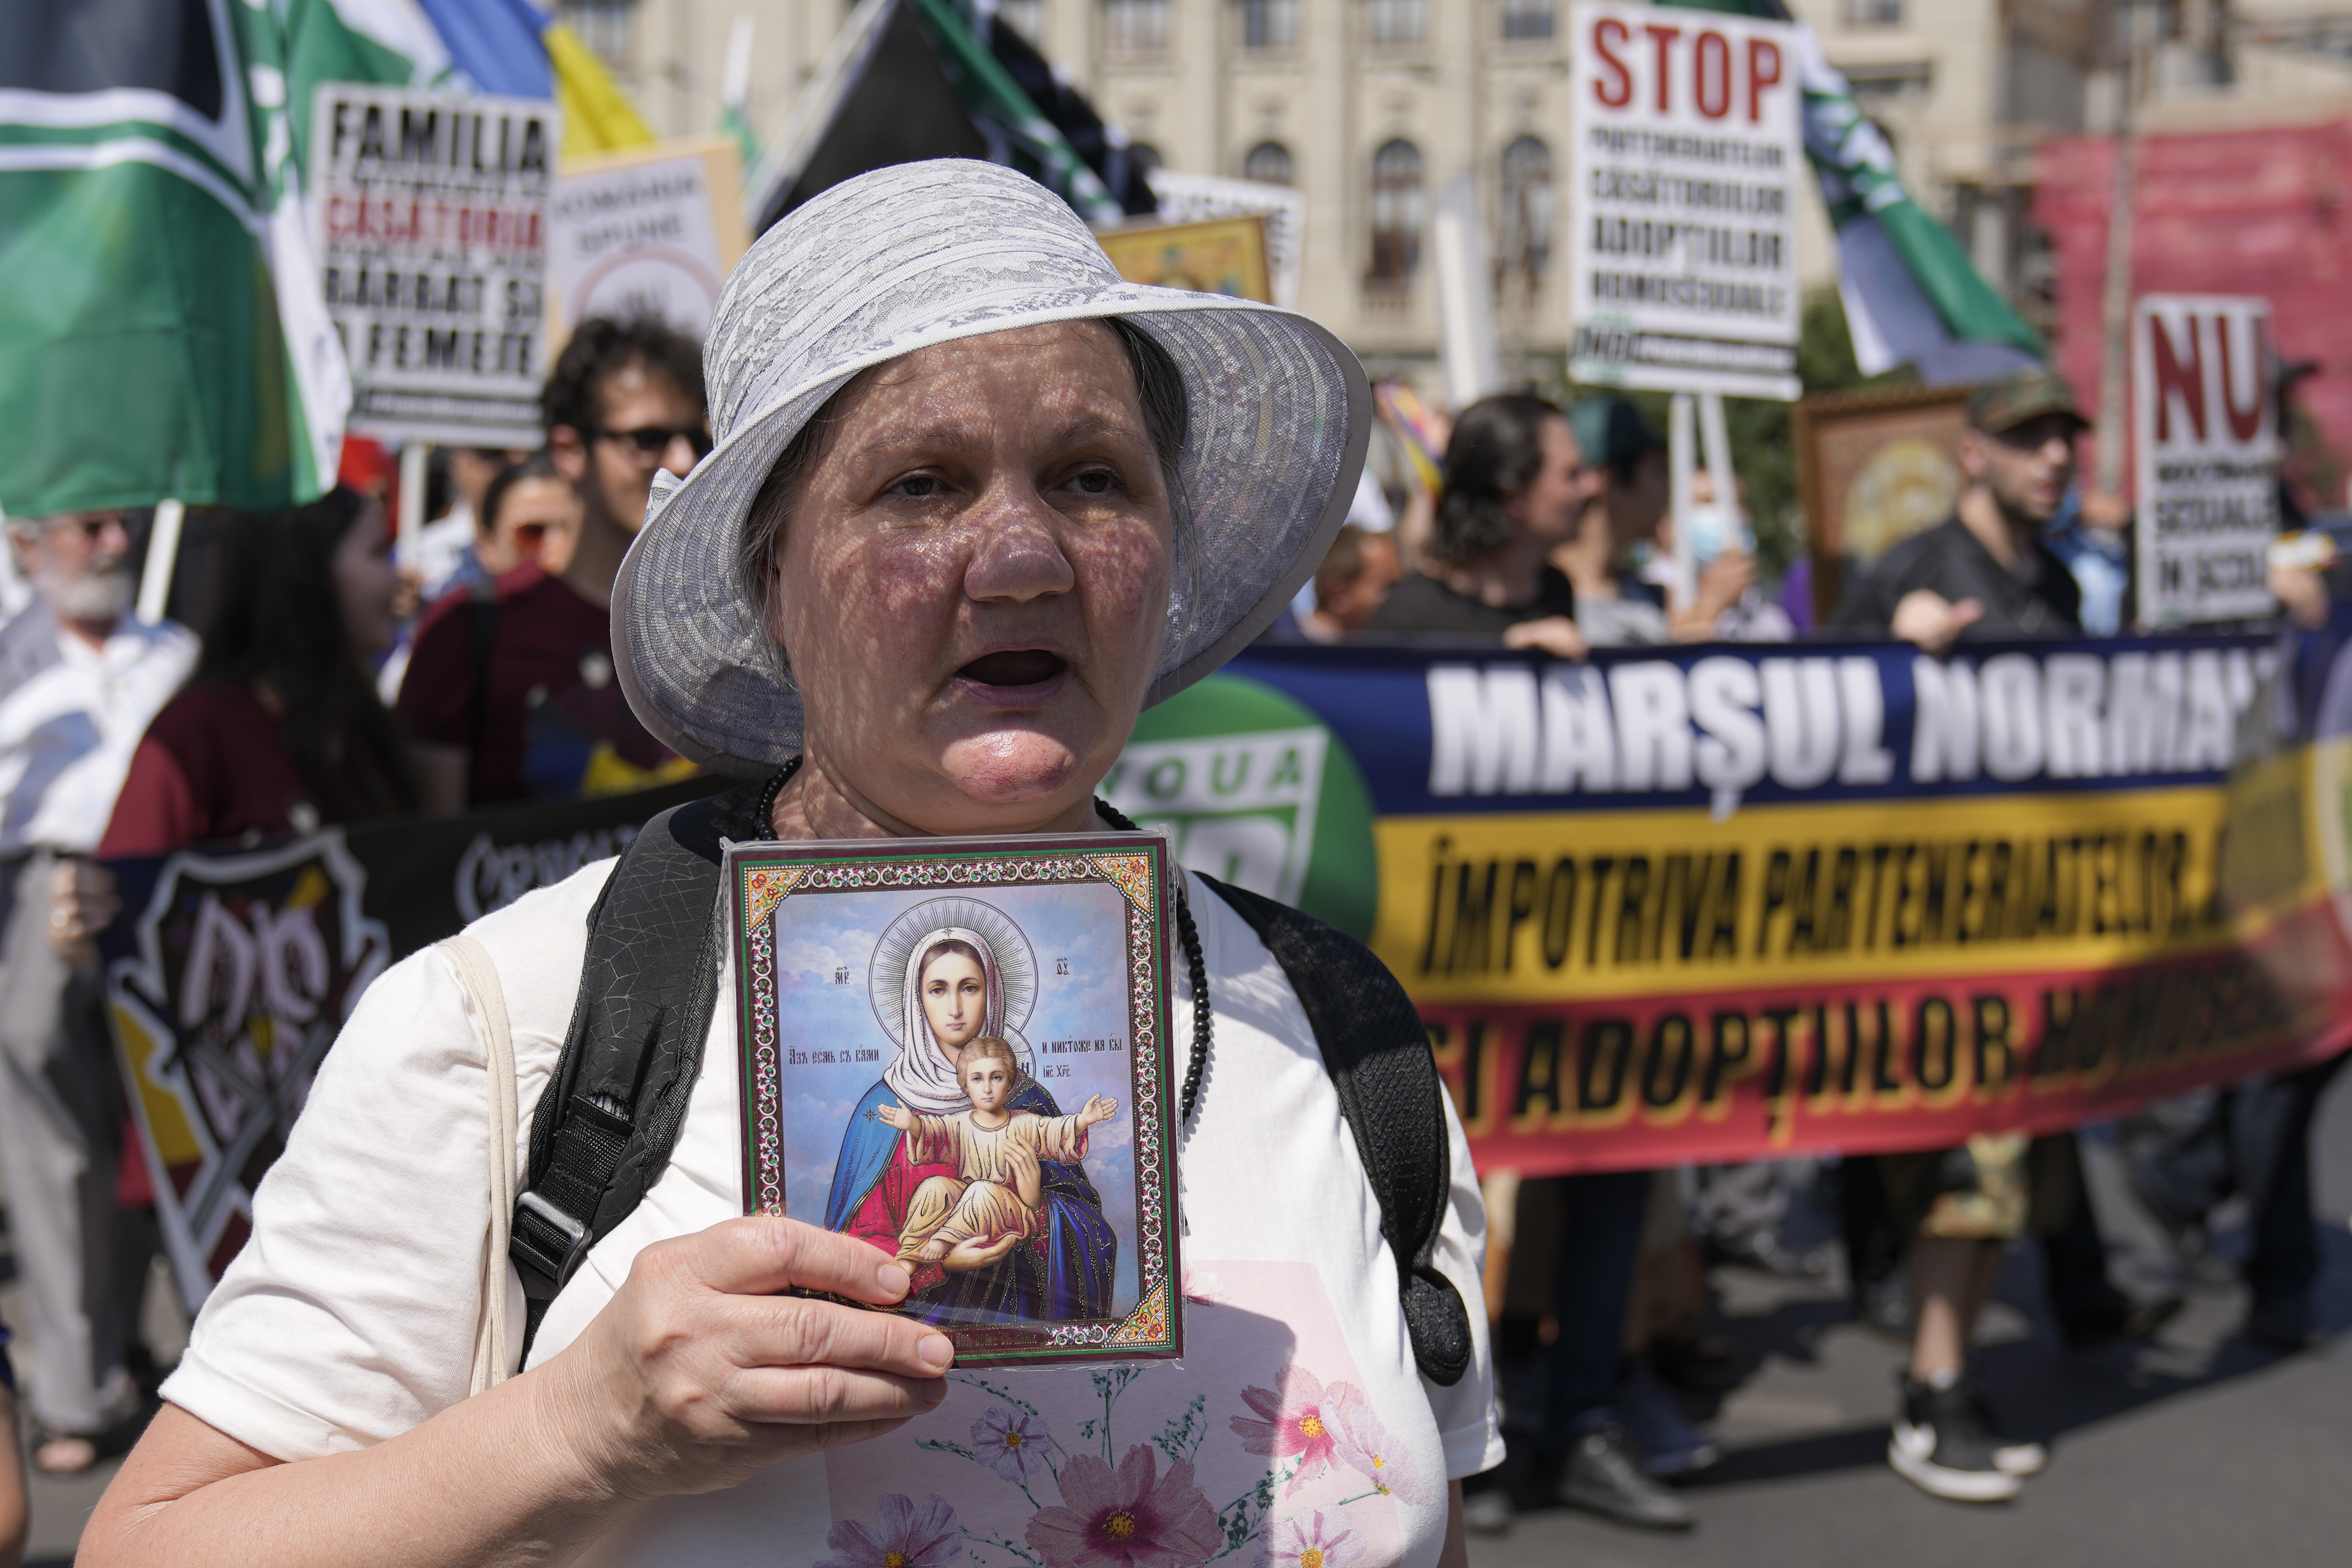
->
[[1195, 874, 1474, 1387], [508, 781, 769, 1347]]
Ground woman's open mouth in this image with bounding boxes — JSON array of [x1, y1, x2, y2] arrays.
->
[[957, 649, 1069, 687]]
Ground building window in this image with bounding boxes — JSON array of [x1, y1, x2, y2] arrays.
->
[[1841, 0, 1903, 24], [999, 0, 1046, 44], [1368, 138, 1423, 285], [560, 1, 636, 72], [1367, 0, 1427, 47], [1105, 0, 1170, 54], [1243, 141, 1294, 185], [1500, 0, 1554, 41], [1496, 135, 1553, 287], [1239, 0, 1298, 49]]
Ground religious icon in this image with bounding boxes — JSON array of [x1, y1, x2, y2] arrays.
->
[[730, 833, 1183, 1367]]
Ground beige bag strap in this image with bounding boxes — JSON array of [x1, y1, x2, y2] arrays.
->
[[439, 935, 519, 1395]]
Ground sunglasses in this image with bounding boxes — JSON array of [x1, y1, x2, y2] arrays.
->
[[594, 423, 713, 459]]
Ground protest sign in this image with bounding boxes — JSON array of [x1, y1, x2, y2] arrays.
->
[[2132, 294, 2281, 627], [101, 777, 718, 1308], [1566, 0, 1802, 400], [1098, 215, 1274, 306], [1123, 636, 2349, 1176], [549, 137, 748, 347], [310, 86, 558, 445]]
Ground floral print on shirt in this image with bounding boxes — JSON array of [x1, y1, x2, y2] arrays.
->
[[823, 1262, 1432, 1568]]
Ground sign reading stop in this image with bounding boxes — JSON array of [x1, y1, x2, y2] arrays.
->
[[1567, 0, 1802, 401]]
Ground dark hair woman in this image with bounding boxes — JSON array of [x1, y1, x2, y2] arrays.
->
[[1363, 392, 1596, 658], [97, 487, 418, 856]]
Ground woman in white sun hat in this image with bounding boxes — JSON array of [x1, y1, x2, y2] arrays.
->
[[82, 160, 1498, 1568]]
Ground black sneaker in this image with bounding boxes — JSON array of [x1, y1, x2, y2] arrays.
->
[[1558, 1420, 1696, 1530], [1887, 1377, 2042, 1501]]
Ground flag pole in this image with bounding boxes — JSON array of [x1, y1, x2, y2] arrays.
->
[[135, 499, 184, 626], [2093, 14, 2147, 497]]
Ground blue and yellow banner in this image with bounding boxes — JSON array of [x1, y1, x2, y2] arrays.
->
[[1116, 631, 2351, 1174]]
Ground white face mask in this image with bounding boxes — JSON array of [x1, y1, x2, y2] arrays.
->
[[1683, 504, 1755, 567]]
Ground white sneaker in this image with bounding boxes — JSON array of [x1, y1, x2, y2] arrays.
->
[[1888, 1379, 2027, 1503]]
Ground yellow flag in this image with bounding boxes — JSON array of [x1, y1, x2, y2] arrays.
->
[[545, 23, 656, 157]]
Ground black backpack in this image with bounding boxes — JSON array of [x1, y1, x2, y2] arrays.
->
[[506, 785, 1473, 1385]]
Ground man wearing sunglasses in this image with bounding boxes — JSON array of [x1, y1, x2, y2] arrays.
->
[[399, 317, 707, 809]]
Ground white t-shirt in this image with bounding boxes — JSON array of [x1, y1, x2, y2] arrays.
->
[[0, 613, 196, 854], [164, 864, 1502, 1568]]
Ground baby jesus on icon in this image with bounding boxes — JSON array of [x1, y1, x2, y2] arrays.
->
[[874, 1036, 1119, 1270]]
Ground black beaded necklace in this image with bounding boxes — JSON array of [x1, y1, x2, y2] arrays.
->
[[751, 762, 1212, 1129]]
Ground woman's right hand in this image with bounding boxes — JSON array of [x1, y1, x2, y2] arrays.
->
[[543, 1214, 956, 1502]]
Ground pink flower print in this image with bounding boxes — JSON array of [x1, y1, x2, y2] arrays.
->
[[1327, 1398, 1433, 1505], [1269, 1511, 1356, 1568], [816, 1494, 964, 1568], [1230, 1366, 1341, 1493], [1026, 1444, 1223, 1568], [971, 1406, 1054, 1483]]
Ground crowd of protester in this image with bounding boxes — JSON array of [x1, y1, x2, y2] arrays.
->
[[0, 313, 711, 1510], [1281, 370, 2346, 1528], [0, 337, 2340, 1554]]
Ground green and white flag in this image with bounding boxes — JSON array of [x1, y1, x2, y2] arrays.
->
[[0, 0, 449, 518]]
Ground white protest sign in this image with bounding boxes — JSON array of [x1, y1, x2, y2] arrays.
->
[[311, 86, 557, 445], [2132, 295, 2280, 626], [1567, 0, 1801, 401], [550, 138, 748, 343]]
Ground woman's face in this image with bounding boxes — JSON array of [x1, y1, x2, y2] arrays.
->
[[331, 503, 403, 658], [921, 951, 988, 1055], [482, 475, 582, 578], [1504, 416, 1598, 549], [771, 321, 1174, 835]]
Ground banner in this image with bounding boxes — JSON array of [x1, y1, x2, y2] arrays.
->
[[550, 137, 748, 344], [1122, 633, 2352, 1176], [2132, 294, 2281, 627], [1567, 0, 1802, 400], [100, 777, 718, 1308], [311, 83, 557, 444]]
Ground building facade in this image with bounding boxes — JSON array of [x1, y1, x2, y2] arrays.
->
[[569, 0, 2352, 374]]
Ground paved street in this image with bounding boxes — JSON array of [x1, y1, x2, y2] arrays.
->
[[12, 1077, 2351, 1564], [1471, 1078, 2352, 1568]]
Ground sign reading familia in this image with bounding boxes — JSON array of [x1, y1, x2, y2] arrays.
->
[[1566, 0, 1801, 401], [2132, 294, 2281, 627], [310, 86, 557, 445]]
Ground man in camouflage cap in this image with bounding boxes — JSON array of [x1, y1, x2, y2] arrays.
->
[[1829, 368, 2088, 654]]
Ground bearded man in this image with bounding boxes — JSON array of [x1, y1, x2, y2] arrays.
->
[[0, 509, 194, 1473]]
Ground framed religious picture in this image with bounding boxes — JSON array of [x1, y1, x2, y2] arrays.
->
[[1794, 382, 1974, 625], [729, 833, 1183, 1367], [1097, 214, 1274, 305]]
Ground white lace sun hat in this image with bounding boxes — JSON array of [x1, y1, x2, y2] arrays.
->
[[611, 158, 1371, 777]]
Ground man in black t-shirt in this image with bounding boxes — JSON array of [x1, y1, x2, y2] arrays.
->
[[1831, 371, 2085, 653]]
